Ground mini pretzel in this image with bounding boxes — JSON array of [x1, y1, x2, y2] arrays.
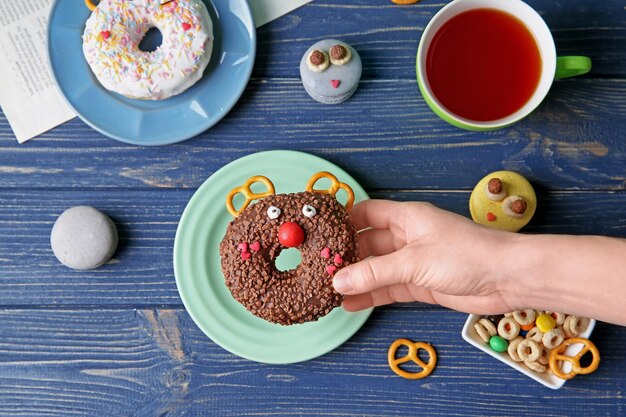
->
[[306, 171, 355, 211], [549, 337, 600, 380], [387, 339, 437, 380], [226, 176, 276, 218], [85, 0, 97, 10]]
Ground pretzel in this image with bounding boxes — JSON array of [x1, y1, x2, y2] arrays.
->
[[306, 171, 355, 211], [549, 337, 600, 380], [85, 0, 97, 10], [387, 339, 437, 380], [226, 176, 276, 218]]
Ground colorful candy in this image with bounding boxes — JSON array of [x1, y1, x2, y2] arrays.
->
[[489, 335, 508, 352], [474, 310, 594, 379], [536, 313, 556, 332]]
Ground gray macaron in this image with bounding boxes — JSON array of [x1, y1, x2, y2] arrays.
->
[[299, 39, 362, 104], [50, 206, 118, 270]]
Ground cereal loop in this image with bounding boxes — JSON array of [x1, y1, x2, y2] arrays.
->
[[85, 0, 97, 10], [526, 326, 543, 343], [497, 317, 520, 340], [525, 360, 547, 373], [512, 309, 536, 326], [306, 171, 355, 211], [566, 316, 589, 336], [387, 339, 437, 380], [474, 322, 490, 343], [479, 318, 497, 335], [538, 344, 550, 365], [546, 311, 566, 326], [474, 318, 497, 343], [390, 0, 420, 4], [549, 337, 600, 380], [507, 337, 524, 362], [517, 339, 541, 362], [226, 176, 276, 218], [542, 328, 565, 349]]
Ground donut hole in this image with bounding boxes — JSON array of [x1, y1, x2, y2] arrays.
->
[[138, 27, 163, 53], [274, 247, 302, 272]]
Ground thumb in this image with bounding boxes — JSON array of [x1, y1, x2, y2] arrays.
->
[[333, 250, 413, 295]]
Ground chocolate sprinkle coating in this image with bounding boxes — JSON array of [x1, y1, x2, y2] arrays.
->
[[310, 50, 326, 66], [220, 192, 359, 325]]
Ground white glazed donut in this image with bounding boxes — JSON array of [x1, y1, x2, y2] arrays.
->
[[82, 0, 213, 100]]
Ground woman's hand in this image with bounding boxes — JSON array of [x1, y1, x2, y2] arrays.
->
[[334, 200, 518, 314]]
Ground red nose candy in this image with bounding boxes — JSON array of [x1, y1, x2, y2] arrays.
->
[[278, 222, 305, 247]]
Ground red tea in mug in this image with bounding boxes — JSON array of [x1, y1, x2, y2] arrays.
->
[[425, 8, 542, 122]]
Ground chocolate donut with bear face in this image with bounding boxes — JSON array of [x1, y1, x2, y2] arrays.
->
[[219, 172, 359, 325]]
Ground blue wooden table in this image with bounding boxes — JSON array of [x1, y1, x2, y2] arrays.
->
[[1, 1, 625, 415]]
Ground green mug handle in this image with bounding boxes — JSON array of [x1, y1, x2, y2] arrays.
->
[[555, 56, 592, 79]]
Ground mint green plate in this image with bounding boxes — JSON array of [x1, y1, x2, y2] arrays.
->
[[174, 150, 372, 363]]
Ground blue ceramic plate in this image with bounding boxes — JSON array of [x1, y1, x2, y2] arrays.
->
[[48, 0, 256, 145]]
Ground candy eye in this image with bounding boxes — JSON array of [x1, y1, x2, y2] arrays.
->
[[329, 44, 352, 66], [307, 50, 329, 72], [484, 177, 507, 201], [302, 205, 317, 218], [267, 206, 281, 219], [502, 196, 527, 218]]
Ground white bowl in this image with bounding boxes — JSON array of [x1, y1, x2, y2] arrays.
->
[[462, 314, 596, 389]]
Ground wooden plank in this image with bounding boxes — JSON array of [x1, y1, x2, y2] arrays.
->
[[254, 0, 626, 79], [0, 307, 622, 417], [1, 78, 625, 191], [0, 189, 624, 308]]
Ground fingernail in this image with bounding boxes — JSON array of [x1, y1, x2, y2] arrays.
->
[[333, 269, 354, 294]]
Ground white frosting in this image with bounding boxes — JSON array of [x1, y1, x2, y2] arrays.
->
[[82, 0, 213, 100]]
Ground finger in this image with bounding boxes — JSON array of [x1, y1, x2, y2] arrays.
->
[[333, 249, 414, 295], [350, 199, 406, 231], [342, 284, 437, 312], [358, 228, 396, 258], [428, 291, 510, 315]]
